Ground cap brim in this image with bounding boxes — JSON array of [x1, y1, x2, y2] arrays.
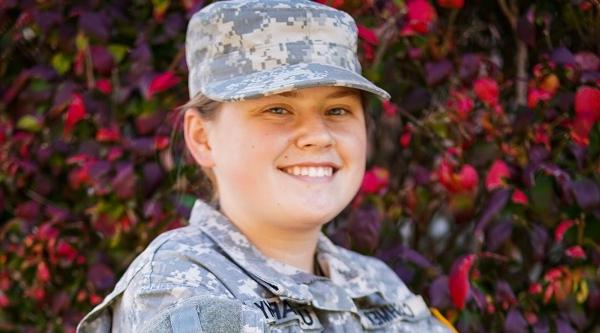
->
[[198, 63, 390, 102]]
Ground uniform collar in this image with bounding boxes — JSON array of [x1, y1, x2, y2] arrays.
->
[[188, 199, 381, 312]]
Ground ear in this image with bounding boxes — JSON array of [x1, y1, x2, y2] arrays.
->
[[183, 108, 216, 168]]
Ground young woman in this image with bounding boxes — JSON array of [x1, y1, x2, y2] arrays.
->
[[77, 0, 453, 332]]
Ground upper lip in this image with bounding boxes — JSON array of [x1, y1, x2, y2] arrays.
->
[[278, 162, 341, 171]]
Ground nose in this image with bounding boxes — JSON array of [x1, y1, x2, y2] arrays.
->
[[294, 114, 335, 150]]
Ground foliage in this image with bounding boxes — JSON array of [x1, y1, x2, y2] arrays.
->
[[1, 0, 599, 332]]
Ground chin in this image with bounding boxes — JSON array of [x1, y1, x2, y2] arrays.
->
[[285, 203, 343, 226]]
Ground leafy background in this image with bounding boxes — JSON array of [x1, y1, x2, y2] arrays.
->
[[1, 0, 599, 332]]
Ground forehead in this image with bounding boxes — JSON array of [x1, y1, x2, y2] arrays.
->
[[274, 86, 362, 99]]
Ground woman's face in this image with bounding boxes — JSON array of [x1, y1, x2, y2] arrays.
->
[[187, 86, 367, 231]]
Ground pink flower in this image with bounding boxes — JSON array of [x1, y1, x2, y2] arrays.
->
[[565, 245, 586, 260], [511, 189, 528, 205], [65, 93, 86, 133], [554, 220, 575, 242], [400, 0, 437, 36], [485, 160, 510, 191], [473, 78, 499, 107], [147, 71, 181, 98], [437, 0, 464, 8], [360, 166, 390, 194], [448, 254, 476, 310]]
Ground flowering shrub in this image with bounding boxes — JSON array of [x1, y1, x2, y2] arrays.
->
[[1, 0, 599, 332]]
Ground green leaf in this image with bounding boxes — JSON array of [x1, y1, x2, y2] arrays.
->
[[29, 79, 50, 92], [530, 174, 559, 227], [75, 32, 89, 51], [16, 115, 42, 132], [588, 122, 600, 160], [51, 53, 72, 75], [108, 44, 129, 63]]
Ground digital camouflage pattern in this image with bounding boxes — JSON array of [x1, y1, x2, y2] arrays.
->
[[185, 0, 391, 102], [76, 199, 452, 332]]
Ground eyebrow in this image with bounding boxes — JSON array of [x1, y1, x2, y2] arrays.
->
[[278, 89, 359, 99]]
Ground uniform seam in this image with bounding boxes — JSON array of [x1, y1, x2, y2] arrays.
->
[[145, 232, 194, 289]]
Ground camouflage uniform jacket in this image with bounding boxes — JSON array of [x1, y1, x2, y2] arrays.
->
[[77, 199, 452, 332]]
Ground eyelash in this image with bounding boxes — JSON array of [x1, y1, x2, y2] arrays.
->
[[265, 107, 350, 116]]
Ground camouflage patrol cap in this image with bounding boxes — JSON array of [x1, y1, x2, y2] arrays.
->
[[185, 0, 391, 102]]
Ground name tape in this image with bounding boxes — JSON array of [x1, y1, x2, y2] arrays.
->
[[252, 297, 323, 331], [357, 295, 430, 330]]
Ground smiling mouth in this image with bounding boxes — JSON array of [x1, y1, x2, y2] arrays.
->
[[278, 165, 339, 178]]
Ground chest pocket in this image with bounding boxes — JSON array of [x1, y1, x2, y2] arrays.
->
[[250, 297, 323, 332], [354, 294, 431, 331]]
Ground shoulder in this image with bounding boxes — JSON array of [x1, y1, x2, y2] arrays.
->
[[78, 225, 241, 332]]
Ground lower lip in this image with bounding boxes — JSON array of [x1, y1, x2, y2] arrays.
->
[[278, 169, 336, 184]]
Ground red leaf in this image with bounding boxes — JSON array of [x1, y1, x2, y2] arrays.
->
[[96, 127, 121, 143], [565, 245, 586, 259], [147, 71, 181, 98], [569, 116, 594, 147], [400, 0, 437, 36], [360, 166, 390, 194], [437, 159, 479, 193], [485, 159, 510, 191], [554, 219, 575, 242], [448, 254, 476, 310], [400, 130, 412, 148], [357, 25, 379, 45], [437, 0, 464, 9], [528, 88, 552, 109], [511, 188, 528, 205], [56, 241, 78, 263], [65, 93, 86, 133], [154, 135, 169, 150], [382, 100, 399, 117], [95, 78, 112, 94], [0, 292, 9, 308], [36, 261, 50, 284], [473, 77, 499, 107], [574, 86, 600, 122], [447, 90, 474, 120], [457, 164, 478, 192]]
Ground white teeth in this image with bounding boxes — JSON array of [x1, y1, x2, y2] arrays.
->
[[282, 166, 334, 177]]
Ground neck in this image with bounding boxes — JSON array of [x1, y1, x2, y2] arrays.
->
[[220, 209, 321, 274]]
